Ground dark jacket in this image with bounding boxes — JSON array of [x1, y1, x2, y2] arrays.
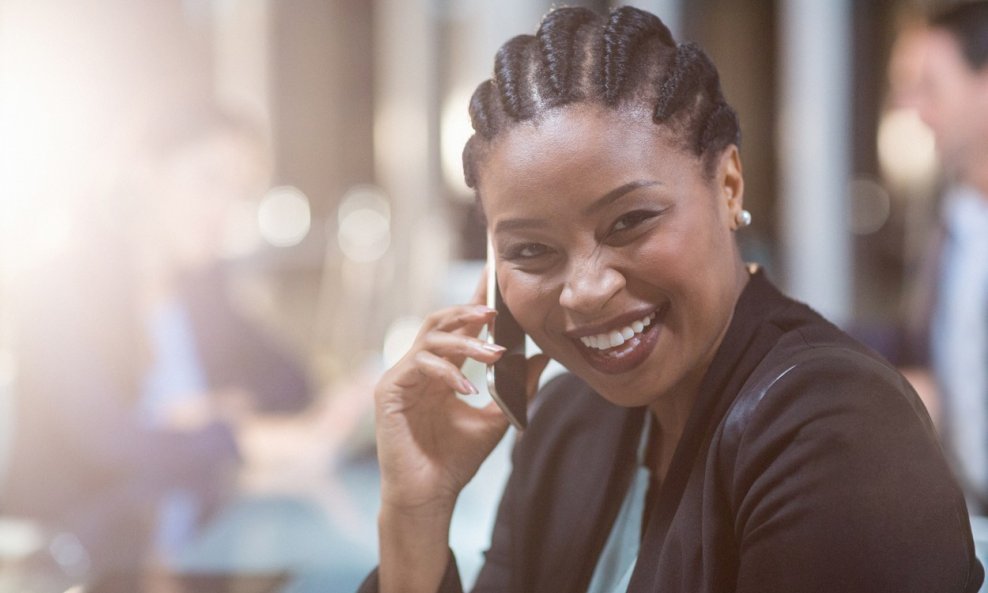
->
[[360, 270, 983, 593]]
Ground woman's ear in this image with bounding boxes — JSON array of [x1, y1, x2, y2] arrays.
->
[[716, 145, 745, 229]]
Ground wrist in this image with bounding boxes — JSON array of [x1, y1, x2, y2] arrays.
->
[[379, 481, 459, 518], [379, 501, 453, 540], [378, 506, 453, 593]]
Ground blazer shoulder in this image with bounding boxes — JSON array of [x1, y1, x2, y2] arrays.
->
[[720, 320, 931, 456]]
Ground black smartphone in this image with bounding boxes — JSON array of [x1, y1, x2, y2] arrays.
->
[[486, 236, 528, 430]]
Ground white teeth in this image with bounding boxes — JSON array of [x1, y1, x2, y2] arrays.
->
[[580, 312, 657, 351]]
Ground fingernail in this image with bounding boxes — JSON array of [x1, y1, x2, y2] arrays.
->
[[459, 378, 478, 395], [481, 343, 506, 354], [473, 305, 496, 315]]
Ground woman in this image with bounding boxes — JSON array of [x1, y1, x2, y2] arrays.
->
[[361, 6, 983, 593]]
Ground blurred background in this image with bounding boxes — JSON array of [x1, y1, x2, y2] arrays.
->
[[0, 0, 976, 591]]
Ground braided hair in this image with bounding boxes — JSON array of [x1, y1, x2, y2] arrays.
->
[[462, 6, 740, 190]]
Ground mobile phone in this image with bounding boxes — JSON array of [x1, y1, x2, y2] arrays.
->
[[486, 236, 528, 430]]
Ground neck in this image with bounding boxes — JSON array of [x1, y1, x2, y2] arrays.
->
[[645, 257, 750, 480], [646, 396, 692, 480]]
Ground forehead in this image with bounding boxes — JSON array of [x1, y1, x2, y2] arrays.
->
[[476, 104, 697, 202]]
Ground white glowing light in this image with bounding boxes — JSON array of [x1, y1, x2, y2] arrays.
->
[[337, 185, 391, 263], [441, 87, 475, 198], [3, 204, 79, 272], [382, 316, 423, 367], [257, 186, 311, 247], [877, 108, 938, 190], [0, 518, 44, 559]]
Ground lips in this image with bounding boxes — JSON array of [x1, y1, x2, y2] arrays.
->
[[570, 306, 666, 375]]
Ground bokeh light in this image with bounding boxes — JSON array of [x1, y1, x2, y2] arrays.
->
[[877, 107, 938, 191], [257, 185, 312, 247], [440, 86, 474, 198], [848, 177, 892, 235], [382, 316, 423, 368], [337, 184, 391, 263]]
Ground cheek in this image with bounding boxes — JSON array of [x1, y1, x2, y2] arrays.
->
[[499, 270, 557, 338], [632, 222, 735, 321], [631, 217, 723, 280]]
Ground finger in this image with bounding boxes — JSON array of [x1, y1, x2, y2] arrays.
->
[[525, 354, 551, 400], [408, 350, 478, 395], [418, 331, 506, 365], [422, 304, 496, 334]]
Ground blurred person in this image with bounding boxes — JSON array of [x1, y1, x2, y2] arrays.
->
[[4, 103, 311, 579], [894, 2, 988, 515], [358, 6, 983, 593]]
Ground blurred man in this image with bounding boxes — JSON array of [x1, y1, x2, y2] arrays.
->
[[4, 104, 311, 581], [901, 2, 988, 513]]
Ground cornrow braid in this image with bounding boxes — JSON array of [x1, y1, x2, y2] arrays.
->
[[653, 43, 718, 124], [463, 5, 741, 189], [468, 80, 500, 141], [536, 6, 600, 104], [699, 102, 741, 160], [601, 6, 675, 105], [653, 42, 740, 154], [493, 35, 544, 120]]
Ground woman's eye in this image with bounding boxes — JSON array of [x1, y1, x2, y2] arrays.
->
[[611, 210, 659, 233], [505, 243, 550, 260]]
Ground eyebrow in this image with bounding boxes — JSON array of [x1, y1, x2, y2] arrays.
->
[[582, 179, 662, 216], [493, 179, 662, 234]]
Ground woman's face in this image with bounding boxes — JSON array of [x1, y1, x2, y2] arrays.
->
[[478, 104, 747, 409]]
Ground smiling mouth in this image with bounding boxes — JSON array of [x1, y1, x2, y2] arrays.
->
[[572, 307, 665, 375], [578, 311, 656, 350]]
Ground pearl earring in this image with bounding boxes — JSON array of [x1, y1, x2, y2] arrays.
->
[[735, 209, 752, 228]]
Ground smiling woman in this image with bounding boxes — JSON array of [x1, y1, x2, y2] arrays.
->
[[480, 104, 747, 420], [358, 6, 983, 593]]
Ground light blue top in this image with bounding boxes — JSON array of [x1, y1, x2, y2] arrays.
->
[[932, 185, 988, 506], [140, 297, 208, 426], [585, 414, 653, 593], [140, 298, 209, 560]]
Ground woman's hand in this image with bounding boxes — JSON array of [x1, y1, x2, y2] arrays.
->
[[375, 300, 507, 516], [374, 274, 547, 593]]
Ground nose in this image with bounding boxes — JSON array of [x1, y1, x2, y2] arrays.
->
[[558, 256, 625, 315]]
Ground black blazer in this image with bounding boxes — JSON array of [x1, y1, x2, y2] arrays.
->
[[361, 270, 983, 593]]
